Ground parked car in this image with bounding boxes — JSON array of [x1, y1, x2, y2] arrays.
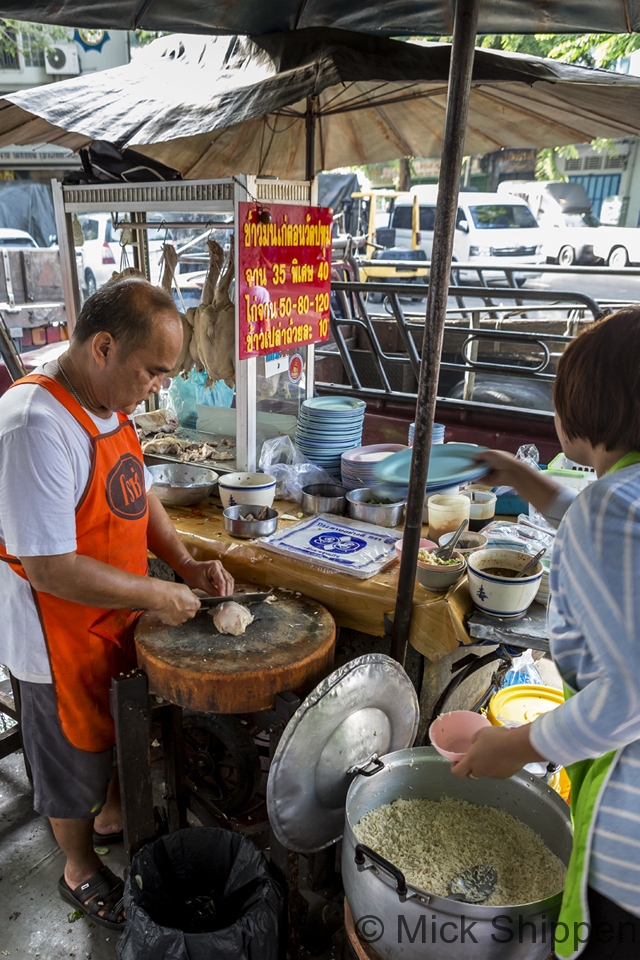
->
[[387, 186, 545, 283], [0, 227, 38, 248], [498, 180, 640, 268], [75, 214, 170, 294], [359, 247, 428, 301], [497, 180, 599, 265]]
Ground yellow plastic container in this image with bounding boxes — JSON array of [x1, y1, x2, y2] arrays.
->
[[488, 684, 570, 802], [487, 684, 564, 727]]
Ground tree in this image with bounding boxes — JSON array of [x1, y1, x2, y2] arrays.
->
[[476, 34, 639, 180], [0, 19, 68, 62], [476, 33, 640, 68]]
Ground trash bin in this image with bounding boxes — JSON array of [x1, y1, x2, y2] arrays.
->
[[117, 828, 284, 960]]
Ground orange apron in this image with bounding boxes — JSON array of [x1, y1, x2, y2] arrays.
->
[[0, 374, 148, 752]]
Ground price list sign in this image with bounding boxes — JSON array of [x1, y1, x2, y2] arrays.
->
[[238, 202, 332, 360]]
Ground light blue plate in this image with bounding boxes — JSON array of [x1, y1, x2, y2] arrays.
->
[[373, 443, 489, 486], [302, 396, 366, 416]]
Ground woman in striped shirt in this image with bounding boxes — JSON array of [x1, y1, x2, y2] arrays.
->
[[453, 309, 640, 959]]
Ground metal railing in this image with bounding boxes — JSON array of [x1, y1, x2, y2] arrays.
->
[[317, 276, 602, 416]]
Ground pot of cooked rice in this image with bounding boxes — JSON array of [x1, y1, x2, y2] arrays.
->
[[343, 747, 572, 960]]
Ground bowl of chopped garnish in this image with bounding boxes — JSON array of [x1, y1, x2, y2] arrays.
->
[[347, 487, 406, 527], [415, 547, 466, 591]]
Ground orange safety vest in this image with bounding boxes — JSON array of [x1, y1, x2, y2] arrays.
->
[[0, 374, 148, 752]]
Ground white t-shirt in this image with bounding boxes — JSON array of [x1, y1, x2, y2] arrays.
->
[[0, 369, 152, 682]]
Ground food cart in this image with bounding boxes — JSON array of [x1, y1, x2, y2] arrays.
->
[[51, 174, 324, 472]]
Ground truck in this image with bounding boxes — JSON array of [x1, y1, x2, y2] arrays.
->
[[497, 180, 640, 268]]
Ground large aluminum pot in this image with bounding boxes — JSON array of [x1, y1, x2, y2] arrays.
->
[[343, 748, 572, 960]]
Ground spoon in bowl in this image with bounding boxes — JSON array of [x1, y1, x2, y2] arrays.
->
[[515, 547, 546, 579], [434, 519, 468, 561]]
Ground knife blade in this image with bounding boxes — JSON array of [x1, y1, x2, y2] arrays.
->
[[132, 589, 274, 613], [197, 590, 274, 608]]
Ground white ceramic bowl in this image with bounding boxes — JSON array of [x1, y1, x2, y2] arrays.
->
[[438, 530, 487, 557], [217, 472, 276, 509], [535, 556, 551, 606], [467, 548, 543, 619]]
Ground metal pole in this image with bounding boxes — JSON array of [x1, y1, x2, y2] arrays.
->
[[51, 178, 81, 335], [390, 0, 481, 665], [305, 97, 316, 182], [0, 313, 27, 382]]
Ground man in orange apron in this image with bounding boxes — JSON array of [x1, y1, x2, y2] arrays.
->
[[0, 278, 234, 930]]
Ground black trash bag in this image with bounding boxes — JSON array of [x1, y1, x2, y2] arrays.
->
[[64, 140, 181, 185], [117, 828, 284, 960]]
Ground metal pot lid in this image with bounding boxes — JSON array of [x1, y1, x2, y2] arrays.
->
[[266, 653, 419, 853]]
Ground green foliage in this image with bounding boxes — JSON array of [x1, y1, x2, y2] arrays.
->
[[0, 19, 68, 59], [480, 34, 639, 180], [478, 31, 640, 70], [134, 30, 169, 47], [477, 34, 558, 58]]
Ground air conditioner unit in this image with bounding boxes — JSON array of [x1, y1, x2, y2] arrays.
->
[[44, 44, 80, 76]]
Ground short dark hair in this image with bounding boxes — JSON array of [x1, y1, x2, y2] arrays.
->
[[72, 278, 179, 355], [554, 308, 640, 451]]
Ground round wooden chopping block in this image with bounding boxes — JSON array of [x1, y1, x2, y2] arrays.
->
[[135, 589, 336, 713]]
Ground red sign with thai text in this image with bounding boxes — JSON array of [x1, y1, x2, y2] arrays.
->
[[238, 202, 332, 360]]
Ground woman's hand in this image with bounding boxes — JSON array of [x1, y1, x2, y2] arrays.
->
[[475, 449, 523, 488], [451, 724, 547, 780], [475, 449, 562, 515], [177, 557, 235, 597]]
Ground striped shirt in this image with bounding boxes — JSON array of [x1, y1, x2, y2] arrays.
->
[[529, 464, 640, 916]]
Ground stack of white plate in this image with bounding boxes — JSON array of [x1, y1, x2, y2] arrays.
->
[[408, 421, 445, 446], [295, 396, 366, 477], [341, 444, 408, 490]]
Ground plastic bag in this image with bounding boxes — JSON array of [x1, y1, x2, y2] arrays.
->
[[259, 435, 336, 502], [117, 827, 283, 960], [482, 519, 554, 555], [169, 370, 235, 428], [516, 443, 540, 470], [502, 650, 544, 687], [494, 443, 541, 497]]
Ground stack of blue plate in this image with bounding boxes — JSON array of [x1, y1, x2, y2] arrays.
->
[[408, 421, 445, 446], [296, 396, 366, 477]]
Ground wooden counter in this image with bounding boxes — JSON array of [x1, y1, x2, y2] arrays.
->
[[165, 498, 476, 663]]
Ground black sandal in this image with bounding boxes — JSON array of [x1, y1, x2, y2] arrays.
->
[[92, 829, 124, 845], [58, 864, 125, 930]]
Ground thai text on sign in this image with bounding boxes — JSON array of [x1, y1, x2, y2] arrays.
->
[[238, 202, 332, 360]]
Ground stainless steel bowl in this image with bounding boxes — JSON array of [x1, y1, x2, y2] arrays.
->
[[347, 487, 405, 527], [147, 463, 219, 507], [301, 483, 348, 516], [223, 504, 279, 538]]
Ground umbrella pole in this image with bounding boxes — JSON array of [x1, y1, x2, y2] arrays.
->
[[305, 96, 316, 181], [390, 0, 481, 666]]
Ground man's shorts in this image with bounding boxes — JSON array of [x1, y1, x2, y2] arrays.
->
[[18, 680, 114, 820]]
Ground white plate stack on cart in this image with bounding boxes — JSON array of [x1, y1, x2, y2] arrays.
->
[[341, 443, 408, 490]]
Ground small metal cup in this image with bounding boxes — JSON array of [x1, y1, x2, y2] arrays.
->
[[301, 483, 348, 516]]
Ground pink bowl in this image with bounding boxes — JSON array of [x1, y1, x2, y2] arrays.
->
[[429, 710, 491, 762], [395, 538, 438, 568]]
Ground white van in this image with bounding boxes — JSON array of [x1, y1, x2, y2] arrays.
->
[[497, 180, 598, 265], [388, 186, 545, 282], [497, 180, 640, 269]]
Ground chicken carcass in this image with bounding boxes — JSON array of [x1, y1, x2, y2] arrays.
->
[[134, 408, 179, 435], [192, 240, 225, 384], [159, 244, 193, 379], [208, 248, 235, 387], [210, 601, 253, 636]]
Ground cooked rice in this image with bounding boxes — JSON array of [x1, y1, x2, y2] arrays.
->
[[353, 796, 566, 906]]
